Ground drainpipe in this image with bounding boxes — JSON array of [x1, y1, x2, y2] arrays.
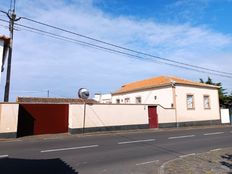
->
[[171, 81, 178, 128]]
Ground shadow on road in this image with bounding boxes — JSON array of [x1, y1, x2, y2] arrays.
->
[[220, 154, 232, 174], [0, 157, 78, 174]]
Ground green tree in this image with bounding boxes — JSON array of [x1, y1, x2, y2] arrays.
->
[[199, 77, 230, 108]]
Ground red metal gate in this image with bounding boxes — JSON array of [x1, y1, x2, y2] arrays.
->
[[148, 106, 158, 128], [17, 104, 68, 137]]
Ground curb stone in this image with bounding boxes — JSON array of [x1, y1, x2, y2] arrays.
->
[[159, 158, 177, 174]]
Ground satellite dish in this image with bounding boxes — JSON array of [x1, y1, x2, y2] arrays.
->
[[78, 88, 90, 99]]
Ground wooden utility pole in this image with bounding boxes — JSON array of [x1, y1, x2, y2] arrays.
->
[[4, 4, 20, 102]]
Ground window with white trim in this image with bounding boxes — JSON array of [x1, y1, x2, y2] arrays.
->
[[187, 94, 194, 109], [116, 99, 120, 104], [204, 95, 210, 109], [125, 98, 130, 104], [135, 97, 142, 104]]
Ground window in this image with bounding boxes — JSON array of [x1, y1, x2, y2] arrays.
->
[[135, 97, 142, 104], [204, 95, 210, 109], [125, 98, 130, 104], [154, 96, 157, 100], [116, 99, 120, 104], [187, 94, 194, 109]]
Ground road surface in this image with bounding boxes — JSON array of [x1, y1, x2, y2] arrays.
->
[[0, 126, 231, 174]]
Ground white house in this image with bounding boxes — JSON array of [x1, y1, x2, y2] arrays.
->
[[110, 76, 221, 126]]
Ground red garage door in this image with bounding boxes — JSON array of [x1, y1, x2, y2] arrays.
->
[[17, 104, 68, 137]]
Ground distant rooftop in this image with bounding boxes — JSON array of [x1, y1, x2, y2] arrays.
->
[[113, 76, 219, 95]]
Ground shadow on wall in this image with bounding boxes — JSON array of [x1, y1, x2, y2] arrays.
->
[[17, 105, 35, 137], [0, 158, 78, 174]]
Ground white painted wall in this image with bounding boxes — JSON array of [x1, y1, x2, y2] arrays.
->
[[69, 104, 149, 129], [157, 106, 176, 123], [220, 109, 230, 124], [175, 85, 220, 122], [112, 86, 173, 108], [69, 104, 178, 130], [0, 104, 19, 133], [94, 93, 112, 103], [112, 84, 220, 123]]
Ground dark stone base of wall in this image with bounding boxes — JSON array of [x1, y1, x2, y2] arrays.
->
[[159, 122, 176, 128], [159, 119, 221, 128], [69, 124, 149, 134], [69, 120, 222, 134], [0, 132, 17, 138]]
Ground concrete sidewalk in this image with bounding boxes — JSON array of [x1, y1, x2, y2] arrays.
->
[[160, 147, 232, 174]]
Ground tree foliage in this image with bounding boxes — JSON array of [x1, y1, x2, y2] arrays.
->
[[200, 77, 232, 108]]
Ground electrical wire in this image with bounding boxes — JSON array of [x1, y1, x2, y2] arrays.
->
[[0, 23, 8, 29], [20, 16, 232, 76], [1, 10, 232, 76], [0, 17, 231, 78], [15, 23, 232, 78]]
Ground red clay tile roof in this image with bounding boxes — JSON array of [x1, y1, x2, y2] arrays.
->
[[113, 76, 219, 95]]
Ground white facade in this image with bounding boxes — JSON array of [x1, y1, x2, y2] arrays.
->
[[111, 84, 220, 123], [220, 109, 230, 124], [0, 104, 19, 134], [174, 85, 220, 122], [94, 93, 112, 103], [112, 86, 173, 108], [69, 104, 149, 129]]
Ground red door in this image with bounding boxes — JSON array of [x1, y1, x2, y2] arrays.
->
[[148, 106, 158, 128]]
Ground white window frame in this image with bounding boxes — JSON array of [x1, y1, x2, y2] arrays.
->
[[116, 99, 120, 104], [135, 96, 142, 104], [203, 95, 210, 109], [124, 97, 130, 104], [186, 94, 194, 109]]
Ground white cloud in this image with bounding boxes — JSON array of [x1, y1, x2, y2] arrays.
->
[[0, 0, 232, 100]]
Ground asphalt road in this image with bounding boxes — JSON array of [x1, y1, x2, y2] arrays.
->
[[0, 126, 232, 174]]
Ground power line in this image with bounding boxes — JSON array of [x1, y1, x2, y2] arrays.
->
[[0, 23, 9, 29], [0, 17, 231, 79], [1, 10, 232, 76], [20, 15, 232, 76], [15, 23, 232, 78]]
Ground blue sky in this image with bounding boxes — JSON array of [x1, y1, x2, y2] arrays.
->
[[94, 0, 232, 34], [0, 0, 232, 100]]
